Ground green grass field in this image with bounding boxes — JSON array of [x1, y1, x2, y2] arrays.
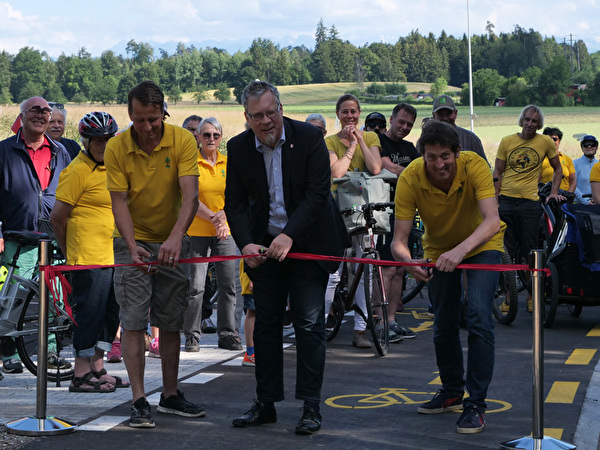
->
[[1, 82, 599, 162]]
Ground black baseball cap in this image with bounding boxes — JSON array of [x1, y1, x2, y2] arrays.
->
[[365, 112, 386, 127]]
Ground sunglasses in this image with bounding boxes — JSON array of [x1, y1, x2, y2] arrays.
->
[[202, 132, 221, 140], [583, 143, 597, 148], [368, 122, 386, 129]]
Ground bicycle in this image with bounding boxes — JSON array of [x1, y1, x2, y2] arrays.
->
[[0, 230, 75, 382], [325, 202, 395, 356]]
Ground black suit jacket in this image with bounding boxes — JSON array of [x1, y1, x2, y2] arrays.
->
[[225, 117, 349, 273]]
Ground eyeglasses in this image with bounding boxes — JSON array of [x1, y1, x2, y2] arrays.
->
[[202, 132, 221, 140], [550, 136, 559, 142], [24, 106, 52, 117], [583, 143, 598, 148], [246, 105, 281, 122]]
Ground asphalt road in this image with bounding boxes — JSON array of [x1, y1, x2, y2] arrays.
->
[[5, 288, 600, 450]]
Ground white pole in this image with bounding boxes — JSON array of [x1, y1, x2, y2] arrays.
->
[[467, 0, 475, 132]]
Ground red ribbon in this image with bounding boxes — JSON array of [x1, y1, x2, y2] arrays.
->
[[43, 251, 546, 325]]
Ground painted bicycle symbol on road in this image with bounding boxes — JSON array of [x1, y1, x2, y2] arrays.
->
[[325, 388, 512, 413]]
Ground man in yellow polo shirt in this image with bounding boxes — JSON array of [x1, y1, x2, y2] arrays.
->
[[105, 81, 202, 428], [391, 120, 505, 435]]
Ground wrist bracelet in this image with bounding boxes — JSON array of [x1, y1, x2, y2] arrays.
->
[[344, 153, 354, 160]]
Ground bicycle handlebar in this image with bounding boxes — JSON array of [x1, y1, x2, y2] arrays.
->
[[340, 202, 395, 217]]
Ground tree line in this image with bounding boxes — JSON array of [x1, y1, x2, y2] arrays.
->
[[1, 19, 600, 107]]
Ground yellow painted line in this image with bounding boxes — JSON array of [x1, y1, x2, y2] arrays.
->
[[545, 381, 579, 403], [565, 349, 596, 365], [428, 376, 442, 385], [543, 428, 564, 439], [587, 325, 600, 337], [411, 321, 434, 332], [411, 311, 434, 320]]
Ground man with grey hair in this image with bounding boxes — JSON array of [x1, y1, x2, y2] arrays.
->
[[493, 105, 562, 311], [182, 114, 203, 148], [305, 113, 327, 136], [432, 95, 487, 162], [0, 96, 71, 374], [47, 103, 81, 160], [226, 80, 349, 435]]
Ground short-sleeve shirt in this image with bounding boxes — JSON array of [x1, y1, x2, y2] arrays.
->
[[589, 162, 600, 183], [55, 152, 114, 265], [104, 122, 199, 242], [540, 152, 575, 190], [496, 133, 557, 201], [395, 151, 505, 261], [325, 131, 381, 172], [187, 151, 229, 237], [379, 133, 419, 168]]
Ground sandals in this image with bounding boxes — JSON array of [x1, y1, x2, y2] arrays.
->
[[92, 368, 131, 388], [69, 372, 116, 393]]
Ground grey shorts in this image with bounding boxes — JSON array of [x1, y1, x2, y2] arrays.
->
[[113, 236, 191, 332]]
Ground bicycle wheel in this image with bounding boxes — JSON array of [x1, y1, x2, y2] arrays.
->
[[326, 284, 345, 342], [492, 251, 519, 325], [363, 258, 389, 356], [15, 288, 75, 382], [515, 248, 532, 295], [401, 227, 426, 305], [543, 261, 559, 328]]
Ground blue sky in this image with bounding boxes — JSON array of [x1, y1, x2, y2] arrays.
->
[[1, 0, 599, 57]]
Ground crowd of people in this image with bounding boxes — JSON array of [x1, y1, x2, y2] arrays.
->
[[1, 80, 598, 436]]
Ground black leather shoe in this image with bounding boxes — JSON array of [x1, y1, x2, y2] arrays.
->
[[295, 406, 322, 435], [232, 401, 276, 427]]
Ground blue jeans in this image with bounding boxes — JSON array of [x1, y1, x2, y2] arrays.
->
[[71, 268, 120, 358], [247, 257, 328, 403], [427, 250, 500, 410]]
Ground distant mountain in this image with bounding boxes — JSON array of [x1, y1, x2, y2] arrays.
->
[[108, 34, 315, 57]]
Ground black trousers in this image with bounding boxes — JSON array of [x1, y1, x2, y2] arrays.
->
[[247, 257, 328, 403]]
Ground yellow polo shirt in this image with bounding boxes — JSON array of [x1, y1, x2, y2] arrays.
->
[[540, 152, 575, 190], [496, 133, 557, 200], [55, 152, 114, 265], [187, 151, 229, 237], [326, 131, 381, 172], [395, 151, 505, 261], [589, 162, 600, 182], [105, 123, 199, 242]]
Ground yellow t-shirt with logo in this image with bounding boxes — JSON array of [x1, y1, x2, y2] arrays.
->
[[395, 151, 505, 261], [55, 152, 114, 265], [187, 152, 229, 237], [325, 131, 381, 172], [105, 123, 199, 242], [496, 133, 557, 200], [589, 162, 600, 182], [540, 152, 574, 190]]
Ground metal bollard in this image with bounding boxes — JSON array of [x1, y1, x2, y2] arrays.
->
[[6, 239, 76, 436], [500, 250, 575, 449]]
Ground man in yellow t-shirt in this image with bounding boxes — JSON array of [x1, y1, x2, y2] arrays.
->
[[589, 161, 600, 204], [392, 120, 505, 435], [104, 81, 202, 428], [493, 105, 562, 267]]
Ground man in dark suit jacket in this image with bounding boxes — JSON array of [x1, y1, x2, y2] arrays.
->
[[225, 81, 348, 435]]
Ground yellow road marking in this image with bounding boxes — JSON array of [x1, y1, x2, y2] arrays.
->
[[565, 349, 596, 365], [410, 320, 433, 332], [587, 325, 600, 337], [543, 428, 564, 439], [428, 376, 442, 385], [411, 311, 434, 320], [545, 381, 579, 404]]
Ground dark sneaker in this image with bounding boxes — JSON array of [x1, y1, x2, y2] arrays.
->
[[130, 397, 155, 428], [417, 389, 463, 414], [185, 337, 200, 352], [157, 390, 205, 417], [2, 358, 23, 374], [48, 353, 72, 369], [456, 404, 485, 434], [218, 335, 243, 351], [390, 322, 416, 340], [388, 328, 404, 344]]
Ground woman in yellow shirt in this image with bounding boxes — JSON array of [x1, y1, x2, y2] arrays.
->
[[540, 127, 576, 192]]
